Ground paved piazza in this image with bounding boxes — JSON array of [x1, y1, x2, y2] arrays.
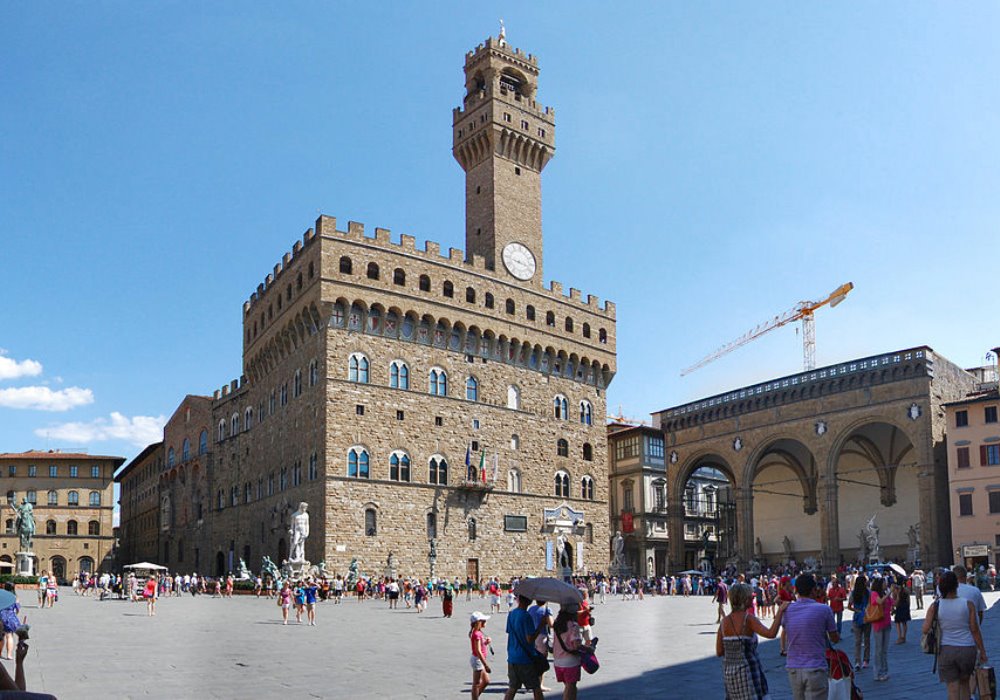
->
[[12, 588, 999, 698]]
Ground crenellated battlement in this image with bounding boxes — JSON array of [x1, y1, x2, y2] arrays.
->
[[297, 214, 614, 317], [465, 36, 538, 68], [244, 226, 319, 313], [213, 376, 247, 401]]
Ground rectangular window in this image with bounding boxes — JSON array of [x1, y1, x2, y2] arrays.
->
[[957, 447, 971, 469], [959, 493, 974, 516], [435, 416, 443, 427], [647, 436, 665, 459], [70, 465, 78, 478], [49, 466, 58, 477], [27, 466, 36, 478], [268, 473, 275, 496], [956, 410, 969, 427], [987, 406, 998, 424], [981, 444, 1000, 467], [990, 492, 1000, 514], [504, 515, 528, 532], [396, 410, 404, 421], [6, 466, 14, 477], [91, 465, 100, 478], [356, 405, 365, 416]]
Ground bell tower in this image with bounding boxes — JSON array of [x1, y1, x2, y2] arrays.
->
[[453, 33, 555, 284]]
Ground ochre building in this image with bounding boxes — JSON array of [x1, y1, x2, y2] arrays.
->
[[148, 34, 617, 581], [0, 450, 122, 581]]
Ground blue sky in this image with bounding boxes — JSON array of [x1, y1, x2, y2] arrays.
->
[[2, 3, 998, 463]]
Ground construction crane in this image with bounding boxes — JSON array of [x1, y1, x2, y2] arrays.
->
[[681, 282, 854, 377]]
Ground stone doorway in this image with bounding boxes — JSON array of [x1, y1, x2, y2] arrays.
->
[[467, 558, 479, 584]]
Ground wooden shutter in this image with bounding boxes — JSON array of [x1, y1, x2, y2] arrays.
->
[[982, 445, 989, 466]]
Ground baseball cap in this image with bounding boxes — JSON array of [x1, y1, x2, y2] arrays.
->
[[470, 611, 490, 623]]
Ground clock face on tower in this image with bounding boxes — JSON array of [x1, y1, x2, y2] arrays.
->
[[502, 242, 536, 281]]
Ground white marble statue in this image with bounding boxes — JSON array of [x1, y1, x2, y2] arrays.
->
[[612, 530, 625, 569], [289, 502, 310, 563], [865, 513, 880, 561]]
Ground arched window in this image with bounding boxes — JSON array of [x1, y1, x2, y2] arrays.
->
[[47, 490, 57, 506], [389, 451, 411, 482], [167, 448, 175, 468], [429, 369, 448, 397], [557, 439, 569, 457], [419, 274, 431, 292], [484, 293, 494, 309], [349, 353, 370, 383], [554, 471, 570, 498], [365, 508, 377, 536], [468, 518, 477, 541], [199, 430, 208, 455], [390, 361, 409, 390], [217, 419, 225, 442], [508, 469, 522, 493], [466, 376, 478, 402], [293, 369, 302, 397], [554, 395, 569, 420], [505, 299, 515, 315], [465, 287, 476, 303], [393, 268, 406, 286], [366, 262, 380, 280], [583, 443, 593, 461], [546, 311, 555, 327], [347, 448, 370, 479], [245, 406, 254, 430], [339, 256, 352, 274], [510, 434, 520, 450], [582, 323, 591, 339], [507, 385, 520, 410], [308, 261, 314, 279], [68, 491, 79, 506], [182, 438, 190, 461], [581, 476, 595, 500], [426, 512, 437, 539], [88, 520, 100, 536], [231, 413, 239, 436], [526, 305, 536, 321], [46, 519, 56, 535], [67, 520, 78, 536], [25, 491, 36, 505], [3, 520, 11, 535], [429, 456, 448, 485], [89, 491, 101, 506], [309, 359, 319, 387], [565, 317, 574, 332], [443, 281, 454, 298], [580, 401, 593, 425], [599, 328, 607, 344]]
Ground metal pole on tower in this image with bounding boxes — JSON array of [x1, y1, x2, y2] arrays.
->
[[802, 311, 816, 371]]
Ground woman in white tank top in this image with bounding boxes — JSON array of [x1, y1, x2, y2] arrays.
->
[[922, 570, 987, 698]]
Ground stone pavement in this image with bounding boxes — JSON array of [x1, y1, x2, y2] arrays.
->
[[7, 588, 997, 698]]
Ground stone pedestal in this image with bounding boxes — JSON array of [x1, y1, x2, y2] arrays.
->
[[15, 552, 34, 577]]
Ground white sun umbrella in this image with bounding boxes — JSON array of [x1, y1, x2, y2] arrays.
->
[[514, 577, 583, 606]]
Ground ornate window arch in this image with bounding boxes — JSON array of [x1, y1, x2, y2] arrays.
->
[[68, 490, 79, 506], [349, 353, 370, 383], [507, 385, 520, 410], [579, 400, 593, 425], [581, 475, 595, 500], [390, 360, 409, 390], [508, 468, 522, 493], [245, 406, 254, 430], [554, 471, 570, 498], [47, 489, 57, 506], [231, 413, 239, 436], [309, 359, 319, 387], [466, 376, 479, 402], [429, 368, 448, 396], [89, 491, 101, 506], [554, 395, 569, 420], [429, 455, 448, 485], [347, 447, 370, 479], [217, 419, 225, 443], [389, 451, 411, 482]]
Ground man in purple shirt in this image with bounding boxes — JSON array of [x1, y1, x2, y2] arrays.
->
[[780, 573, 839, 700]]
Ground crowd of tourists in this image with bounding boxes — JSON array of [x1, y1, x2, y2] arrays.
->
[[710, 563, 991, 700]]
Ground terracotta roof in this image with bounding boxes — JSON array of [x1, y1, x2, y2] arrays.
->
[[0, 450, 125, 462]]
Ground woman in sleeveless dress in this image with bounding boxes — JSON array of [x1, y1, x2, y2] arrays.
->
[[716, 583, 789, 700]]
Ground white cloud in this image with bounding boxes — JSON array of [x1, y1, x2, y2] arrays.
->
[[0, 353, 43, 380], [0, 386, 94, 411], [34, 412, 166, 447]]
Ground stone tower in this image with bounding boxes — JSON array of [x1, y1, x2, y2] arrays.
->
[[453, 35, 555, 285]]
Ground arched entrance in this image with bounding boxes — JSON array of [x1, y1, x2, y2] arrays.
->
[[215, 552, 225, 578], [50, 556, 67, 583], [671, 454, 738, 572], [78, 557, 94, 575], [746, 438, 819, 568], [832, 420, 918, 567]]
